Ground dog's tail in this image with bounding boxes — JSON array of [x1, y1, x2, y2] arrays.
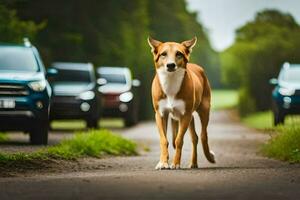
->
[[171, 119, 178, 149], [201, 126, 216, 163]]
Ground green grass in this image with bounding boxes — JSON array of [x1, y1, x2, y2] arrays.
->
[[0, 133, 8, 142], [241, 111, 300, 163], [262, 126, 300, 163], [0, 129, 137, 165], [211, 90, 238, 110], [51, 119, 124, 130], [242, 111, 300, 130]]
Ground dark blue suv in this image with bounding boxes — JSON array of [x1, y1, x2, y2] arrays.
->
[[270, 62, 300, 125], [0, 39, 52, 144]]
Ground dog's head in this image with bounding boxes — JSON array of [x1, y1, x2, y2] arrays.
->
[[147, 37, 197, 72]]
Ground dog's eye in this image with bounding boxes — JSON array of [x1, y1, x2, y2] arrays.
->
[[161, 52, 167, 57], [176, 52, 183, 58]]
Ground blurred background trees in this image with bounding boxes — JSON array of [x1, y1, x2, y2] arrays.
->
[[221, 10, 300, 116], [0, 0, 219, 119]]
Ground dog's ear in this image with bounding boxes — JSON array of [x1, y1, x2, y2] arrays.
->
[[181, 37, 197, 53], [147, 36, 162, 54]]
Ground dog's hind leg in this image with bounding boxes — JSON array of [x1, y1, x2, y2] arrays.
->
[[188, 116, 198, 168], [197, 105, 216, 163], [171, 119, 178, 149]]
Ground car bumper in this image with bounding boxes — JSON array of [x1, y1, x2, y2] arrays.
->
[[102, 102, 132, 117], [0, 94, 50, 131], [50, 96, 98, 120], [274, 95, 300, 115]]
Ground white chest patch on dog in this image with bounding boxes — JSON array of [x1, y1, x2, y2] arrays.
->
[[158, 97, 185, 120], [157, 67, 186, 120]]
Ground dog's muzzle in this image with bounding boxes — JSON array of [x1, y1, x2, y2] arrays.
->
[[166, 63, 176, 72]]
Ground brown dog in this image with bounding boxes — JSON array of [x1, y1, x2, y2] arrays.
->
[[148, 37, 215, 169]]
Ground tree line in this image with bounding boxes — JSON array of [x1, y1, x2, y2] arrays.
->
[[0, 0, 220, 119], [221, 9, 300, 115]]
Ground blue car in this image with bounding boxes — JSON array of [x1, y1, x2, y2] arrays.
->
[[0, 39, 52, 144], [270, 62, 300, 125]]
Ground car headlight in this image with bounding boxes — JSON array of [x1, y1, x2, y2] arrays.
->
[[119, 92, 133, 103], [78, 91, 95, 100], [279, 87, 295, 96], [28, 80, 47, 92]]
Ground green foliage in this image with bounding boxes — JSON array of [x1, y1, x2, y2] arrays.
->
[[262, 126, 300, 163], [221, 9, 300, 115], [0, 4, 44, 43], [238, 88, 256, 116], [0, 129, 137, 165], [242, 111, 300, 163], [242, 111, 300, 130], [211, 90, 238, 110], [0, 133, 8, 142]]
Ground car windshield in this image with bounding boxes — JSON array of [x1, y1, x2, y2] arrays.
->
[[281, 68, 300, 83], [0, 47, 39, 72], [52, 69, 91, 83], [100, 73, 126, 84]]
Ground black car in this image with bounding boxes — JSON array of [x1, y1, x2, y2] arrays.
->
[[97, 66, 140, 127], [49, 62, 100, 128], [0, 39, 52, 145], [270, 62, 300, 125]]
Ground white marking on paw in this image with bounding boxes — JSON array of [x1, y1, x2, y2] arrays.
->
[[210, 151, 216, 163], [170, 164, 180, 170], [155, 161, 169, 170]]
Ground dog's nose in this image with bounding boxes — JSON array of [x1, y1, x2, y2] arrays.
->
[[167, 63, 176, 70]]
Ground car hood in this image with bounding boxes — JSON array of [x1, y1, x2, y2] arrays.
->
[[279, 81, 300, 90], [52, 82, 93, 96], [0, 71, 44, 82], [99, 84, 130, 94]]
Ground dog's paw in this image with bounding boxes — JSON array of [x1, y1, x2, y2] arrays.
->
[[189, 163, 198, 169], [155, 161, 169, 170], [170, 163, 180, 170]]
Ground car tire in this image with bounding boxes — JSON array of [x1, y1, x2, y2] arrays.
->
[[124, 106, 138, 127], [86, 117, 99, 129], [30, 120, 49, 145], [274, 111, 285, 126]]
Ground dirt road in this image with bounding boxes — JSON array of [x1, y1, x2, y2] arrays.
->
[[0, 111, 299, 200]]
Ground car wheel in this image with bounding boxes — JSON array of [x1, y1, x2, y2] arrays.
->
[[30, 120, 49, 145], [273, 102, 285, 126], [86, 117, 99, 129], [124, 106, 138, 127]]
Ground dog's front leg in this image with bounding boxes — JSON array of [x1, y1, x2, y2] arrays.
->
[[171, 113, 192, 169], [155, 112, 169, 170]]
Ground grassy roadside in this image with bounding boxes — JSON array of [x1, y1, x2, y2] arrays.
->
[[242, 111, 300, 163], [0, 133, 8, 142], [211, 89, 238, 110], [0, 129, 137, 167]]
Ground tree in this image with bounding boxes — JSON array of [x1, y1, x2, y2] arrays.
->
[[0, 4, 43, 43], [221, 9, 300, 115]]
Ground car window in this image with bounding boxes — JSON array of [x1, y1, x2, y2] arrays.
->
[[100, 73, 126, 84], [281, 68, 300, 83], [0, 47, 39, 72], [52, 69, 91, 83]]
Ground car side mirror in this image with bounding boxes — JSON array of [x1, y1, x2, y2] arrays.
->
[[269, 78, 278, 85], [46, 68, 58, 78], [97, 78, 107, 86], [132, 79, 141, 87]]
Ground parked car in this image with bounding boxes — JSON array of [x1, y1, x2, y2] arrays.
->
[[49, 62, 100, 128], [96, 66, 140, 127], [0, 39, 52, 144], [270, 62, 300, 125]]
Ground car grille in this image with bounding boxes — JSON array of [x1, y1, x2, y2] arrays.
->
[[0, 84, 29, 96]]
